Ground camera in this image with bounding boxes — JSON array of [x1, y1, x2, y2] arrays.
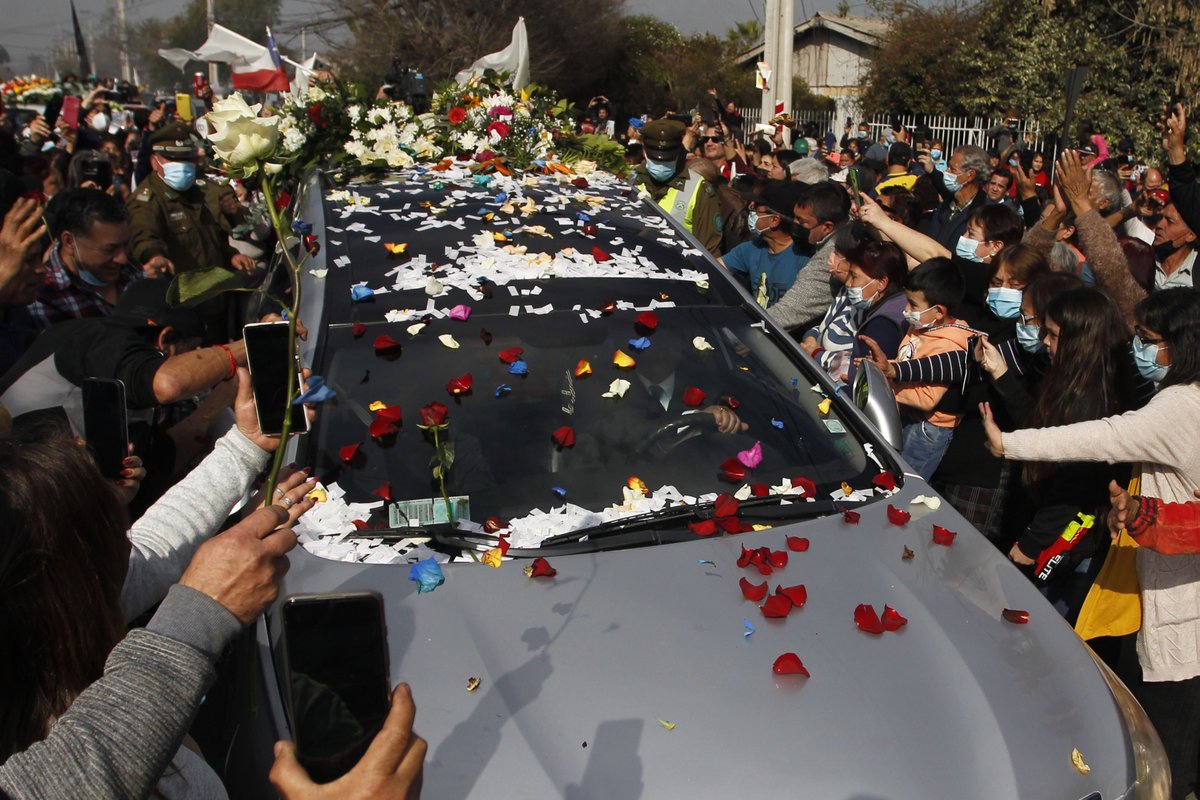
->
[[383, 59, 430, 113]]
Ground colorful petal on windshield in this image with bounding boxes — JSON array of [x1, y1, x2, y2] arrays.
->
[[494, 384, 513, 398], [599, 300, 616, 315], [740, 577, 769, 601], [351, 285, 374, 302], [376, 405, 403, 423], [484, 516, 508, 533], [714, 493, 739, 518], [368, 400, 387, 412], [446, 373, 473, 395], [682, 387, 707, 407], [339, 443, 361, 463], [591, 246, 611, 262], [688, 519, 718, 536], [881, 605, 908, 631], [525, 557, 557, 578], [448, 304, 472, 321], [508, 359, 529, 375], [438, 334, 460, 349], [767, 550, 788, 568], [352, 322, 366, 338], [752, 483, 770, 497], [374, 335, 402, 354], [760, 594, 792, 618], [777, 584, 808, 608], [932, 525, 957, 546], [551, 426, 576, 448], [786, 536, 810, 552], [481, 548, 503, 568], [368, 416, 398, 439], [602, 378, 631, 398], [842, 510, 861, 524], [903, 546, 915, 560], [692, 336, 714, 351], [720, 457, 746, 483], [773, 653, 810, 676], [886, 505, 911, 526], [1002, 609, 1030, 624], [628, 336, 652, 351], [612, 349, 636, 368], [720, 395, 740, 409], [790, 476, 816, 497], [743, 619, 755, 638], [574, 359, 592, 377], [872, 471, 897, 491], [551, 486, 567, 499], [372, 482, 393, 501], [737, 546, 753, 568], [627, 476, 648, 495], [499, 347, 524, 363], [635, 311, 658, 331], [384, 242, 408, 255], [408, 557, 445, 593], [737, 441, 763, 469], [771, 417, 785, 429], [854, 603, 885, 634]]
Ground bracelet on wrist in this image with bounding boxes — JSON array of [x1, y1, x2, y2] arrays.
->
[[214, 344, 237, 381]]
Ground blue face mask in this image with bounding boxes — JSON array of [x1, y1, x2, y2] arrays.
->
[[161, 160, 196, 191], [846, 279, 879, 310], [71, 241, 112, 286], [1008, 158, 1019, 167], [645, 159, 677, 182], [986, 287, 1024, 319], [930, 148, 942, 160], [942, 170, 961, 193], [857, 130, 868, 139], [1132, 335, 1169, 382], [955, 235, 983, 262], [746, 211, 760, 232], [1015, 322, 1045, 353]]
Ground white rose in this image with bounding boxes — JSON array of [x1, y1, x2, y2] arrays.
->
[[385, 148, 413, 168], [344, 141, 369, 160], [208, 114, 280, 168], [305, 85, 327, 102], [206, 92, 263, 137], [282, 126, 306, 154]]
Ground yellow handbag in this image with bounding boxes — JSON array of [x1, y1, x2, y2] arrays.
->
[[1074, 472, 1141, 640]]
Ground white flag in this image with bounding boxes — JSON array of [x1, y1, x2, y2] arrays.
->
[[455, 17, 529, 89]]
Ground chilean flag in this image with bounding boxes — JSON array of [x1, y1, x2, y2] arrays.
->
[[231, 27, 290, 93]]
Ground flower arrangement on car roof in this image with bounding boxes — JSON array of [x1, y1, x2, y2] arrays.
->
[[1, 76, 61, 105]]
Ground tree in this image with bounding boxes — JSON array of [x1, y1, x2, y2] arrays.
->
[[725, 18, 764, 55]]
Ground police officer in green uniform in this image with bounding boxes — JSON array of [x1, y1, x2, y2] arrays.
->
[[127, 121, 255, 281], [633, 119, 724, 258]]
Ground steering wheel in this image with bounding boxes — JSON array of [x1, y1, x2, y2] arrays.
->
[[636, 411, 720, 458]]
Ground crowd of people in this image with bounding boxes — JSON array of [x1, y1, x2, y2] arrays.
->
[[0, 69, 1198, 797]]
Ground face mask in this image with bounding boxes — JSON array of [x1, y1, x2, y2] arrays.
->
[[846, 279, 879, 310], [1132, 336, 1169, 382], [161, 160, 196, 191], [955, 235, 984, 262], [884, 132, 896, 144], [857, 131, 868, 139], [71, 241, 111, 286], [902, 306, 936, 329], [986, 287, 1023, 319], [746, 211, 760, 232], [942, 170, 961, 193], [645, 159, 676, 182], [930, 148, 942, 160], [1015, 322, 1046, 353], [90, 113, 110, 133], [1153, 239, 1180, 262]]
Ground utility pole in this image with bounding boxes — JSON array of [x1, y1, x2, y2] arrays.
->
[[206, 0, 218, 88], [116, 0, 131, 82], [300, 27, 307, 61], [759, 0, 795, 144]]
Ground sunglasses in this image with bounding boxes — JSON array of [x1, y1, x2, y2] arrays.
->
[[700, 136, 725, 144]]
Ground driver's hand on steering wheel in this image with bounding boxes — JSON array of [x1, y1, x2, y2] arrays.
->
[[701, 405, 748, 434]]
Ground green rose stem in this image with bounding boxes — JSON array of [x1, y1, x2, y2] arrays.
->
[[431, 425, 453, 522], [259, 169, 303, 501]]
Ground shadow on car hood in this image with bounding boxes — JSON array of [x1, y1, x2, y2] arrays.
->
[[277, 490, 1132, 800]]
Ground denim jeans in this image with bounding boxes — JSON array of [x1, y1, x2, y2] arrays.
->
[[901, 420, 955, 481]]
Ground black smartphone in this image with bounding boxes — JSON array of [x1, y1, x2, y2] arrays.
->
[[82, 377, 128, 479], [962, 335, 981, 394], [243, 321, 309, 436], [281, 593, 391, 784], [80, 158, 113, 190]]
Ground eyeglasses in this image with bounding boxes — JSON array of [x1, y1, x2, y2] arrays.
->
[[700, 136, 724, 145], [1019, 311, 1039, 326], [1135, 328, 1168, 346]]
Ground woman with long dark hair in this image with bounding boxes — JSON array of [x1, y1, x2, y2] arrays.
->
[[984, 287, 1200, 798]]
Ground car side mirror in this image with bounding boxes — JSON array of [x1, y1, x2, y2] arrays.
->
[[853, 359, 903, 451]]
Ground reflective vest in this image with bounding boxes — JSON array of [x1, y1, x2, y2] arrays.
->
[[639, 170, 705, 234]]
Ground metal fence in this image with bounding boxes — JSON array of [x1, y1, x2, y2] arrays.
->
[[736, 108, 1047, 155]]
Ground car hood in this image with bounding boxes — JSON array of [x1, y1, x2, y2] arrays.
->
[[275, 488, 1133, 800]]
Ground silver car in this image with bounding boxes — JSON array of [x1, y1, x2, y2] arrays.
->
[[214, 166, 1167, 799]]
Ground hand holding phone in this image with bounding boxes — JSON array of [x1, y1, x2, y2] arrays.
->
[[61, 96, 82, 130], [243, 322, 310, 437], [82, 378, 128, 479]]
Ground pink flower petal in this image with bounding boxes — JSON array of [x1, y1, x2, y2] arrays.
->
[[736, 441, 763, 469]]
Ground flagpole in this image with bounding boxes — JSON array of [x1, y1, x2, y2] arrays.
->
[[206, 0, 218, 88]]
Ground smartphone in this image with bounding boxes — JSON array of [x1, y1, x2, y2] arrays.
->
[[80, 158, 113, 190], [962, 335, 981, 394], [61, 96, 81, 129], [175, 93, 193, 122], [243, 321, 310, 436], [281, 593, 391, 784], [82, 378, 128, 479]]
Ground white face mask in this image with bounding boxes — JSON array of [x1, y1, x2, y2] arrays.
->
[[902, 305, 937, 329], [90, 112, 111, 133]]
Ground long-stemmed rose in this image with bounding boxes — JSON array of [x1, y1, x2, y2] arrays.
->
[[416, 402, 454, 521]]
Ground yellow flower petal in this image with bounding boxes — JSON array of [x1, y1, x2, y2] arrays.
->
[[384, 242, 408, 254], [817, 397, 832, 416], [612, 349, 636, 368], [305, 486, 328, 503], [1070, 748, 1091, 774], [368, 400, 387, 412], [627, 476, 648, 494], [574, 359, 592, 377], [438, 334, 460, 349], [481, 548, 503, 568], [658, 719, 676, 731], [466, 677, 482, 692], [692, 336, 714, 351], [841, 481, 854, 496]]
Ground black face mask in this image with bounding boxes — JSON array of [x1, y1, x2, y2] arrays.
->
[[1154, 239, 1182, 262]]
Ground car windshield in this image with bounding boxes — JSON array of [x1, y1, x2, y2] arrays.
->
[[304, 290, 876, 541]]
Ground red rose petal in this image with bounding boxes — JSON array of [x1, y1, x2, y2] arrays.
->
[[498, 347, 525, 363], [374, 334, 402, 353], [751, 483, 770, 497], [526, 557, 557, 578], [479, 328, 493, 345], [842, 510, 861, 524], [551, 426, 576, 448], [688, 519, 718, 536], [446, 373, 473, 396], [773, 653, 810, 676], [497, 537, 511, 555], [720, 395, 740, 409], [484, 516, 507, 533], [375, 405, 402, 424], [339, 443, 361, 463], [768, 550, 789, 568], [352, 322, 366, 338], [886, 504, 911, 526], [932, 525, 957, 546], [789, 476, 816, 497], [786, 536, 810, 552], [591, 246, 611, 262], [372, 482, 393, 501], [776, 584, 807, 608], [1002, 608, 1030, 624], [736, 545, 753, 568], [713, 493, 739, 518], [881, 605, 908, 631], [351, 519, 368, 530], [720, 457, 746, 483], [571, 177, 589, 189], [682, 386, 707, 407], [599, 300, 616, 315], [635, 311, 658, 331], [872, 471, 897, 491], [368, 416, 399, 439], [760, 594, 793, 618], [717, 516, 754, 534], [854, 603, 885, 634], [740, 577, 768, 601]]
